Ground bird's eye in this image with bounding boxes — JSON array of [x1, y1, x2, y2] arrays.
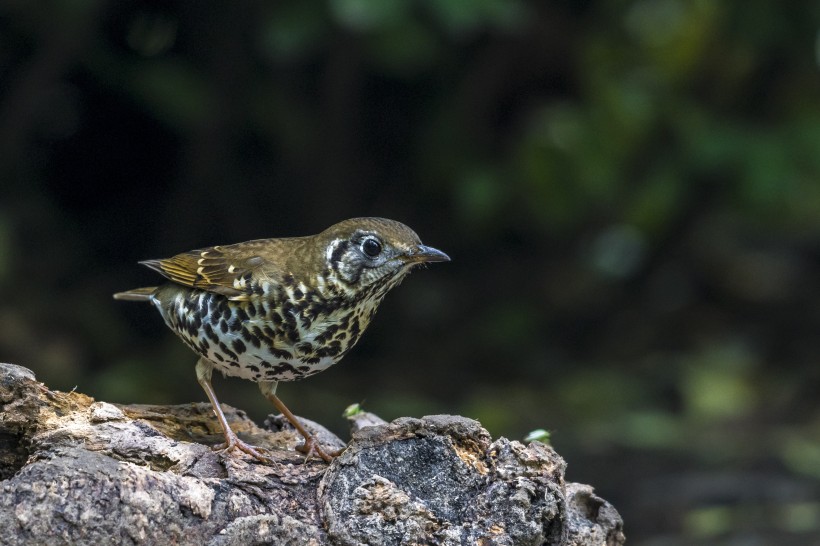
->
[[361, 237, 382, 258]]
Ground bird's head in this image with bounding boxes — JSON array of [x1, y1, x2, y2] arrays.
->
[[316, 217, 449, 298]]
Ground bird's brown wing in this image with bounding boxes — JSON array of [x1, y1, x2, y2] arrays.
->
[[140, 243, 273, 300]]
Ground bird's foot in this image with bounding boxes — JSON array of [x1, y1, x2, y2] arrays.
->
[[296, 436, 344, 463], [213, 431, 276, 465]]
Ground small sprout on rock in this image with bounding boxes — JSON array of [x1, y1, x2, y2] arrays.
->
[[524, 428, 551, 444], [343, 403, 364, 417]]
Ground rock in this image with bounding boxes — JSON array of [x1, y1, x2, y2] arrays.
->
[[320, 415, 568, 545], [0, 363, 624, 545]]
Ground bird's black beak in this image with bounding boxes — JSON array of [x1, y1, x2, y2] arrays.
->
[[404, 245, 451, 264]]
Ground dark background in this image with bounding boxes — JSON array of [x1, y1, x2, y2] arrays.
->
[[2, 1, 820, 544]]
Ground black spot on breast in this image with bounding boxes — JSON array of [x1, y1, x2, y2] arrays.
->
[[304, 306, 319, 322], [247, 303, 257, 317], [272, 361, 298, 375], [229, 361, 240, 368], [349, 319, 361, 339], [219, 319, 229, 334], [232, 339, 246, 354], [314, 324, 340, 345], [283, 316, 298, 334], [296, 342, 313, 355], [228, 317, 242, 332], [248, 364, 260, 373], [282, 317, 297, 332], [204, 323, 219, 343], [313, 340, 342, 359], [326, 323, 340, 335], [218, 342, 237, 361], [269, 347, 292, 359], [235, 307, 249, 323], [244, 329, 261, 348]]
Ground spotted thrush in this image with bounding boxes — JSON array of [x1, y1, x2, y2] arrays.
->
[[114, 217, 449, 463]]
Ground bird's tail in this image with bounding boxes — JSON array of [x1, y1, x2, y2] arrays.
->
[[113, 287, 158, 302]]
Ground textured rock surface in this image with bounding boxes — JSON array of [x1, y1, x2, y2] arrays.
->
[[320, 415, 568, 545], [0, 363, 625, 545]]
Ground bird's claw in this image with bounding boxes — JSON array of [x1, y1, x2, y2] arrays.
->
[[214, 432, 276, 465], [296, 436, 343, 463]]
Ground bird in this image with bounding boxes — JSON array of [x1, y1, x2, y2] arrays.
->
[[114, 217, 449, 463]]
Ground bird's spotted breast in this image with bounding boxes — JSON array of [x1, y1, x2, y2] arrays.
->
[[153, 281, 370, 383]]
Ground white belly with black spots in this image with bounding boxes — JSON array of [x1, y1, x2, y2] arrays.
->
[[154, 290, 347, 382]]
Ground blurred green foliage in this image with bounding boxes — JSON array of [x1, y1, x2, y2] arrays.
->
[[2, 0, 820, 543]]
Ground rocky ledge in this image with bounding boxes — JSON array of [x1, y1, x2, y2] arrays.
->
[[0, 363, 624, 545]]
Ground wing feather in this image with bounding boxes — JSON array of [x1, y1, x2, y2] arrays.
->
[[140, 243, 271, 299]]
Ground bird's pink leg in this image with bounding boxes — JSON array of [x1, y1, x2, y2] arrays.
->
[[196, 359, 273, 464], [259, 381, 342, 463]]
